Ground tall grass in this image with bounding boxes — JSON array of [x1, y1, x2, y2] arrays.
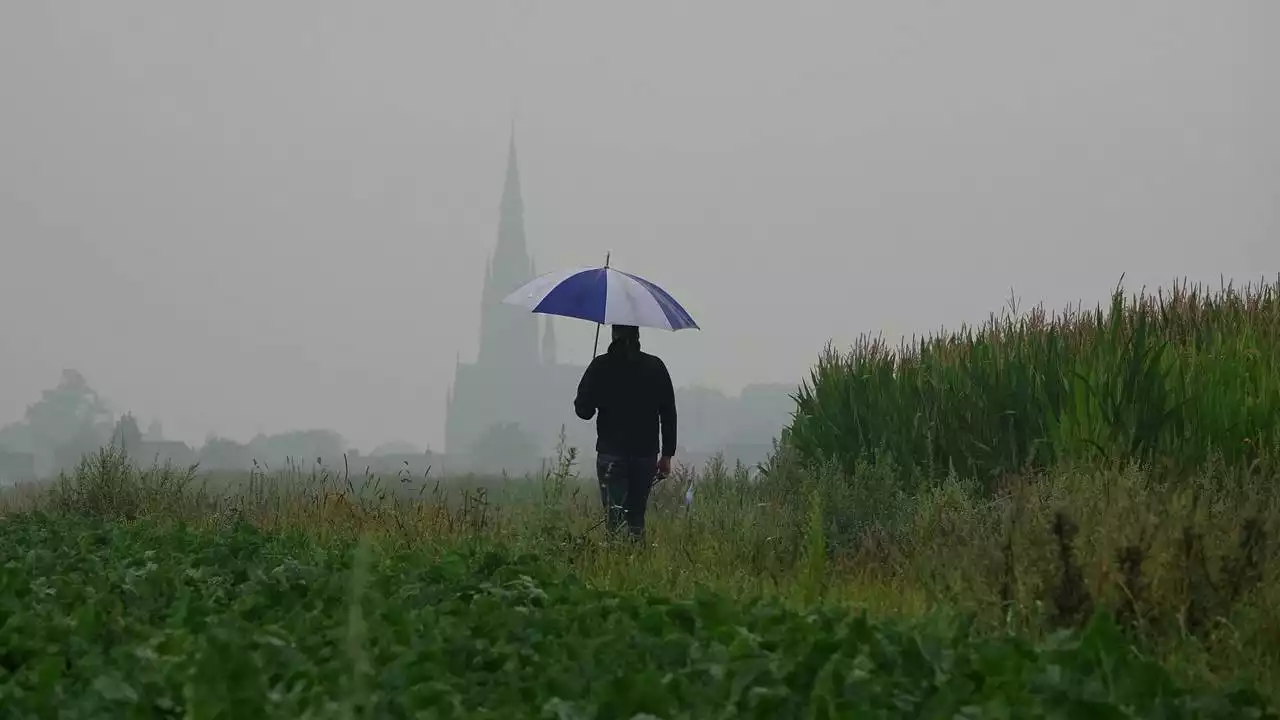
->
[[3, 276, 1278, 701], [788, 276, 1280, 489], [5, 442, 1278, 698]]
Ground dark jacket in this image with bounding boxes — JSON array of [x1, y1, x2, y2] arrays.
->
[[574, 349, 677, 458]]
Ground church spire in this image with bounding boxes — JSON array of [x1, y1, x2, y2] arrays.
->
[[498, 129, 524, 253], [475, 127, 539, 369]]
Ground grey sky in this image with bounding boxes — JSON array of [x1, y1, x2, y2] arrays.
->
[[1, 1, 1276, 451]]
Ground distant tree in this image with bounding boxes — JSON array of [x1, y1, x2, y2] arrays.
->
[[0, 420, 32, 454], [145, 419, 164, 442], [198, 435, 252, 471], [0, 444, 35, 484], [53, 422, 116, 474], [247, 429, 346, 468], [27, 370, 111, 440], [22, 369, 114, 476]]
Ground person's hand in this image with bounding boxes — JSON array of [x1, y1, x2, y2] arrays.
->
[[657, 455, 673, 479]]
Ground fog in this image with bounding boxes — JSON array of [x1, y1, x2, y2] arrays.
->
[[1, 1, 1276, 458]]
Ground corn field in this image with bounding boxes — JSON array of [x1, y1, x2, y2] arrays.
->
[[787, 276, 1280, 489]]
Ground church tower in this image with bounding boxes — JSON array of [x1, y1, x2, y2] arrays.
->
[[445, 129, 589, 461], [475, 130, 539, 370]]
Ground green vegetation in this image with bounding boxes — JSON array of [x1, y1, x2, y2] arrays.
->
[[1, 439, 1276, 716], [789, 277, 1280, 486], [1, 278, 1277, 716], [0, 513, 1272, 718]]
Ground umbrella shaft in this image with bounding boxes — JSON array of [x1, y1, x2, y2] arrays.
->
[[590, 251, 611, 359]]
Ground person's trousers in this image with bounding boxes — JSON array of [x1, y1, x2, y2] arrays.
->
[[595, 452, 656, 541]]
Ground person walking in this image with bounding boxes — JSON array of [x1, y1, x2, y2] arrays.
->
[[573, 324, 677, 542]]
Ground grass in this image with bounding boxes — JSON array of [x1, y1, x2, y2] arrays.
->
[[788, 276, 1280, 488], [4, 513, 1267, 718], [1, 277, 1277, 715], [0, 440, 1276, 716]]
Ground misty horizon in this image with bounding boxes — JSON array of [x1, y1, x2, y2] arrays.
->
[[2, 2, 1275, 451]]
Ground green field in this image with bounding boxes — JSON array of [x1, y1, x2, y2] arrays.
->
[[2, 278, 1278, 717]]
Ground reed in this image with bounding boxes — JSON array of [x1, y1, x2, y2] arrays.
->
[[788, 276, 1280, 491]]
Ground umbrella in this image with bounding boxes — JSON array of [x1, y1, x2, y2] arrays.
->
[[502, 253, 699, 356]]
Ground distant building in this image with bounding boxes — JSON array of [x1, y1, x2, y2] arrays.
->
[[444, 133, 797, 474], [445, 132, 595, 471]]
